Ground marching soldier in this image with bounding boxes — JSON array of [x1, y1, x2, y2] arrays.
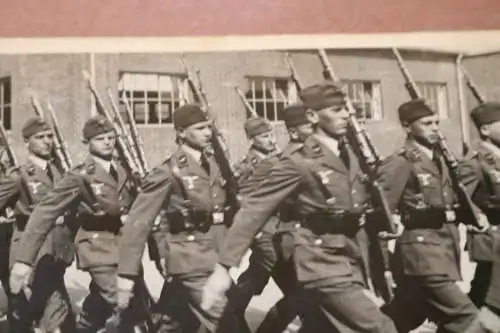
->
[[459, 102, 500, 331], [378, 99, 484, 332], [9, 116, 148, 333], [0, 159, 14, 320], [202, 82, 398, 333], [0, 117, 75, 332], [116, 104, 246, 332], [231, 116, 279, 321]]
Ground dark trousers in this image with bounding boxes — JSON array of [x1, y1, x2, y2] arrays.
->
[[9, 256, 74, 333], [382, 275, 480, 333], [76, 265, 148, 333], [154, 274, 246, 333], [469, 261, 493, 308]]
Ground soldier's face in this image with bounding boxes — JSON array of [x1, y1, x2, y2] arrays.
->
[[288, 123, 314, 142], [88, 131, 117, 159], [180, 120, 213, 150], [311, 104, 349, 138], [27, 130, 54, 158], [251, 130, 277, 153], [406, 114, 440, 146]]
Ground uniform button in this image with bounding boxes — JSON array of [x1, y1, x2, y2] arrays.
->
[[313, 238, 323, 246], [92, 233, 99, 239], [492, 226, 498, 232], [187, 235, 195, 242], [353, 204, 359, 208], [351, 189, 356, 194], [255, 232, 263, 240], [416, 236, 424, 242], [294, 223, 301, 229], [119, 195, 123, 201]]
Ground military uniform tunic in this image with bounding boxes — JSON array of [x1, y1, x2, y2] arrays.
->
[[219, 135, 397, 333], [379, 139, 480, 333], [0, 158, 75, 331], [15, 155, 145, 332], [118, 146, 243, 332], [460, 141, 500, 312]]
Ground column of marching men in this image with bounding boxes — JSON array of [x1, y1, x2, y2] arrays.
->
[[0, 80, 499, 333]]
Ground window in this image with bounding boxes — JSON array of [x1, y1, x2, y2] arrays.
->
[[245, 77, 297, 121], [0, 77, 11, 130], [416, 82, 449, 119], [342, 80, 383, 121], [118, 72, 189, 125]]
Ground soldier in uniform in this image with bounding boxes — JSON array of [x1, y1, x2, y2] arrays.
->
[[0, 117, 75, 333], [378, 99, 484, 332], [116, 104, 245, 333], [230, 116, 279, 322], [0, 157, 14, 320], [459, 102, 500, 331], [9, 116, 147, 333], [202, 82, 398, 333]]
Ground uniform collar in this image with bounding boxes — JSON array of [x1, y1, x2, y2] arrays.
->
[[91, 155, 114, 173], [313, 133, 340, 156], [27, 154, 49, 170], [181, 144, 203, 163], [412, 140, 433, 160]]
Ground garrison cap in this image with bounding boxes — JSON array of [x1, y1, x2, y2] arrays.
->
[[299, 81, 344, 110], [398, 99, 435, 125], [283, 103, 309, 128], [244, 117, 272, 138], [22, 117, 51, 140], [173, 104, 209, 130], [470, 102, 500, 127], [83, 115, 114, 140]]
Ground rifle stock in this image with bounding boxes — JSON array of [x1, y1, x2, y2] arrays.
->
[[392, 48, 482, 229]]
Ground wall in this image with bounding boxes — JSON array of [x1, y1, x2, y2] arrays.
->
[[0, 49, 464, 167]]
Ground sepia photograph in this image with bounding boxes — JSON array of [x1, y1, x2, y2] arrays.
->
[[0, 32, 499, 332]]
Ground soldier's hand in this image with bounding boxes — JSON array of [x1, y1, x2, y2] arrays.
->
[[201, 263, 232, 311], [467, 213, 490, 234], [479, 306, 500, 332], [9, 262, 32, 295], [379, 214, 404, 240], [116, 276, 135, 310]]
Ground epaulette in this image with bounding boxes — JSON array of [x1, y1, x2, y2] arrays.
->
[[6, 166, 22, 177], [177, 153, 188, 168], [26, 164, 36, 176], [282, 143, 304, 158], [400, 148, 421, 163], [310, 142, 323, 158], [481, 150, 495, 165], [250, 156, 259, 166]]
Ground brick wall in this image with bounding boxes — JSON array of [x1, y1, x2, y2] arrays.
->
[[0, 49, 465, 167]]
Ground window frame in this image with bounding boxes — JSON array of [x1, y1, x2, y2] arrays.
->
[[340, 79, 384, 122], [244, 76, 298, 123], [415, 81, 450, 119], [0, 76, 12, 131], [118, 71, 189, 127]]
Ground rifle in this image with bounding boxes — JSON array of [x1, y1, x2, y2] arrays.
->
[[47, 101, 73, 171], [82, 70, 145, 183], [284, 52, 303, 92], [392, 48, 482, 229], [179, 56, 239, 216], [106, 87, 146, 177], [121, 92, 149, 172], [316, 49, 399, 302], [234, 86, 258, 118]]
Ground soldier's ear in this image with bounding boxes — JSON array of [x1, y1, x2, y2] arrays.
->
[[480, 124, 490, 138], [305, 109, 319, 125], [287, 127, 299, 141]]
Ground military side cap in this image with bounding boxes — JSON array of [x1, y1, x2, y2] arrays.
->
[[283, 103, 309, 128], [244, 117, 272, 138], [22, 117, 51, 139], [173, 104, 209, 130], [299, 81, 344, 110], [83, 115, 114, 140], [398, 99, 435, 125], [470, 102, 500, 127]]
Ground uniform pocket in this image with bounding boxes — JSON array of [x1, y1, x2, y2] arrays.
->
[[166, 233, 217, 275], [76, 231, 118, 269]]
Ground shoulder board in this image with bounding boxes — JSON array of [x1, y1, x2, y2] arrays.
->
[[399, 147, 421, 162], [177, 153, 188, 168], [478, 150, 495, 165], [250, 156, 259, 166], [6, 166, 22, 177], [282, 143, 304, 158]]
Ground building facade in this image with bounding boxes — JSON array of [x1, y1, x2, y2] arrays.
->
[[0, 49, 472, 166]]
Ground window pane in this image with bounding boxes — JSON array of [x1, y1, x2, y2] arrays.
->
[[1, 78, 11, 104], [245, 77, 294, 121], [3, 106, 11, 130], [133, 103, 147, 124], [342, 80, 382, 121]]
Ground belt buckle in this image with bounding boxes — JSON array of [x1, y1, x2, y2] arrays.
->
[[212, 211, 224, 225], [445, 209, 456, 222]]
